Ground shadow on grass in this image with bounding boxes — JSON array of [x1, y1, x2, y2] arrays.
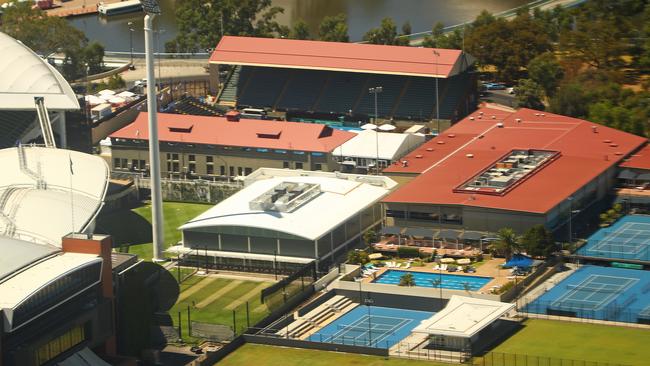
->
[[95, 208, 153, 249], [473, 319, 525, 356]]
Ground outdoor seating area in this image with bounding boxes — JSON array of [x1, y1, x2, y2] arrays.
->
[[377, 226, 488, 256], [276, 295, 358, 339]]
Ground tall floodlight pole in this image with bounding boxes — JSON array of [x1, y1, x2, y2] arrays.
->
[[141, 0, 165, 262], [433, 49, 440, 134], [128, 22, 134, 67], [369, 86, 382, 174]]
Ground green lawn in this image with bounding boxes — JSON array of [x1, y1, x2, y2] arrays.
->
[[219, 344, 449, 366], [491, 319, 650, 365], [96, 201, 211, 261]]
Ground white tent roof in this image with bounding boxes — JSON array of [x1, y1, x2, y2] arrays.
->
[[332, 130, 425, 161], [181, 169, 397, 241], [0, 146, 109, 246], [0, 32, 79, 110], [413, 296, 515, 338]]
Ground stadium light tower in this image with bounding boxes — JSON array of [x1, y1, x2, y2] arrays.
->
[[433, 49, 440, 134], [140, 0, 165, 262], [369, 86, 382, 174]]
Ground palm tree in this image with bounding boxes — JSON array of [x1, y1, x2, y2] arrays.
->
[[489, 228, 521, 260], [399, 273, 415, 286]]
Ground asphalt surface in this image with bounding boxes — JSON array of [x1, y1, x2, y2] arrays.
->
[[479, 90, 516, 108]]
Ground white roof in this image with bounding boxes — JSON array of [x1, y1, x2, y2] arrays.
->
[[0, 236, 58, 281], [413, 296, 515, 338], [332, 130, 425, 161], [0, 32, 79, 110], [181, 169, 397, 241], [0, 252, 100, 315], [0, 146, 109, 246], [167, 245, 314, 264]]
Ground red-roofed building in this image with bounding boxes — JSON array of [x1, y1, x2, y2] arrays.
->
[[108, 112, 355, 179], [209, 36, 477, 128], [382, 107, 647, 234]]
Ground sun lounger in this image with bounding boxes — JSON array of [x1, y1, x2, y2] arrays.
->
[[396, 263, 402, 268], [440, 264, 448, 271], [404, 263, 411, 269], [432, 264, 440, 270]]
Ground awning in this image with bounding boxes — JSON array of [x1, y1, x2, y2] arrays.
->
[[637, 173, 650, 181], [166, 245, 315, 264], [380, 226, 403, 235], [439, 229, 460, 240], [618, 169, 638, 180], [461, 231, 483, 241], [403, 227, 437, 238]]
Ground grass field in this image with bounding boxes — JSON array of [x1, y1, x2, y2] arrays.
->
[[491, 319, 650, 365], [219, 344, 448, 366], [96, 201, 211, 261], [169, 274, 272, 337]]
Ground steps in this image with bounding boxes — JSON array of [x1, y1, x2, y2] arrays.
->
[[276, 295, 358, 339]]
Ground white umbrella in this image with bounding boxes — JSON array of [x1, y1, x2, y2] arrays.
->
[[98, 94, 114, 101], [98, 89, 116, 96], [360, 123, 377, 130], [108, 96, 126, 104], [378, 123, 396, 131], [84, 95, 104, 105], [117, 91, 136, 98]]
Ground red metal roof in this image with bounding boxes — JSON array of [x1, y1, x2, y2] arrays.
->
[[383, 108, 646, 214], [209, 36, 464, 78], [110, 112, 355, 152], [619, 144, 650, 170]]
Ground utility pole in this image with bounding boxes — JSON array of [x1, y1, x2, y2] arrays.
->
[[433, 50, 440, 134], [369, 86, 383, 174]]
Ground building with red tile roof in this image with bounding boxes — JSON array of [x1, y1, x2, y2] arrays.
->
[[382, 107, 647, 234], [108, 112, 355, 179]]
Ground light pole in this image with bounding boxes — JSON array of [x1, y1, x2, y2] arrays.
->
[[156, 28, 165, 93], [128, 21, 134, 67], [140, 0, 165, 262], [369, 86, 382, 174], [364, 296, 374, 347], [433, 50, 440, 134], [568, 196, 573, 244]]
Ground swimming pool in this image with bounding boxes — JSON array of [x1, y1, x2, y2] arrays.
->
[[372, 270, 493, 291]]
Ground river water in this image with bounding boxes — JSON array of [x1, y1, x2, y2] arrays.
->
[[69, 0, 528, 53]]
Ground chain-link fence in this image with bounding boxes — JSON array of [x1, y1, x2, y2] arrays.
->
[[477, 352, 631, 366], [521, 300, 650, 325]]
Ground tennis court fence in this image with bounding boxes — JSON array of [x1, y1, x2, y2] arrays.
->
[[520, 300, 650, 325], [477, 351, 631, 366]]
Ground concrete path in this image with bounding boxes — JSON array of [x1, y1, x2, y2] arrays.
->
[[195, 280, 242, 309], [225, 282, 268, 310], [177, 276, 216, 303]]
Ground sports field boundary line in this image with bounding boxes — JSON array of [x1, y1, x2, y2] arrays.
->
[[225, 282, 268, 310], [177, 276, 217, 303], [196, 280, 243, 309]]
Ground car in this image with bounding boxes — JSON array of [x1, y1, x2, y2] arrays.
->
[[485, 83, 507, 90], [507, 87, 515, 94]]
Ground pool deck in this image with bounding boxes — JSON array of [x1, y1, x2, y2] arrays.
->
[[363, 257, 519, 293]]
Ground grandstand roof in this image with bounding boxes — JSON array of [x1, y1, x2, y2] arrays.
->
[[0, 146, 109, 246], [619, 144, 650, 170], [412, 296, 514, 338], [210, 36, 471, 78], [0, 236, 58, 282], [332, 130, 425, 161], [0, 32, 79, 110], [180, 168, 397, 241], [111, 112, 355, 153], [383, 108, 646, 214]]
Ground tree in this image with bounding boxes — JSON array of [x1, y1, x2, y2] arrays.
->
[[515, 79, 545, 110], [289, 19, 311, 40], [167, 0, 286, 53], [84, 42, 105, 75], [421, 22, 464, 50], [362, 229, 377, 245], [363, 17, 408, 45], [521, 225, 555, 257], [347, 250, 369, 265], [399, 273, 415, 287], [401, 21, 412, 36], [489, 228, 521, 260], [318, 13, 349, 42], [527, 52, 564, 98], [639, 4, 650, 68]]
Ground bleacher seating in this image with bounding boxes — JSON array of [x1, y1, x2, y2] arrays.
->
[[276, 295, 357, 339], [166, 95, 225, 116], [276, 69, 329, 111], [438, 73, 469, 120], [315, 72, 368, 114], [218, 65, 252, 104], [355, 74, 406, 117], [394, 77, 443, 120], [238, 67, 291, 108], [0, 111, 37, 149]]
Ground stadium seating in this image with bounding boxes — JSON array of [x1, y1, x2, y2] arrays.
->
[[438, 73, 469, 120], [218, 65, 252, 104], [237, 67, 291, 108], [315, 72, 368, 114], [355, 74, 406, 118], [166, 95, 225, 116], [0, 111, 37, 149], [276, 69, 329, 111], [394, 77, 441, 120]]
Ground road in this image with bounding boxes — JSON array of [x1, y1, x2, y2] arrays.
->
[[479, 90, 517, 108], [108, 57, 211, 85]]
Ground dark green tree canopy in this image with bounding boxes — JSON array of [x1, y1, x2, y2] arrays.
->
[[521, 225, 555, 257], [527, 52, 564, 98], [515, 79, 546, 110], [362, 17, 409, 45], [318, 13, 349, 42]]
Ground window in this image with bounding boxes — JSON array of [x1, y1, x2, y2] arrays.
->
[[220, 165, 226, 175], [113, 158, 121, 169], [36, 324, 86, 366], [206, 156, 214, 163], [237, 167, 243, 176], [189, 163, 196, 174], [386, 210, 406, 219], [189, 154, 196, 162], [244, 167, 252, 175], [166, 153, 172, 160], [283, 161, 289, 169], [139, 160, 146, 170], [172, 153, 179, 160], [172, 162, 180, 172], [314, 163, 322, 171], [207, 165, 214, 175], [131, 159, 138, 170], [229, 166, 235, 176], [167, 162, 171, 172], [121, 158, 128, 169], [295, 162, 303, 169]]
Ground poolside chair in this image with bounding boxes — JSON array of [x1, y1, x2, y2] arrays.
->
[[404, 262, 411, 269], [432, 264, 440, 270], [440, 264, 448, 271], [396, 263, 402, 268]]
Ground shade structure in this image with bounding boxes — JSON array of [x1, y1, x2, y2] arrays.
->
[[380, 226, 403, 235], [108, 97, 126, 104], [97, 89, 116, 96], [378, 123, 397, 131], [461, 231, 483, 241], [84, 95, 104, 105], [404, 227, 437, 238], [368, 253, 383, 260], [618, 169, 638, 180], [457, 258, 471, 265], [439, 229, 460, 240], [117, 90, 136, 98], [636, 173, 650, 181], [361, 123, 378, 130], [503, 254, 534, 268]]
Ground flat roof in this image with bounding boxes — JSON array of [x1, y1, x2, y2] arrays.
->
[[619, 144, 650, 170], [0, 32, 79, 110], [0, 236, 58, 282], [332, 130, 425, 161], [383, 108, 646, 214], [180, 169, 397, 241], [111, 112, 355, 153], [210, 36, 470, 78], [412, 295, 515, 338]]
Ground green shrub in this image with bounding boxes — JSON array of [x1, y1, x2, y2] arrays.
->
[[397, 246, 420, 258], [399, 273, 415, 286]]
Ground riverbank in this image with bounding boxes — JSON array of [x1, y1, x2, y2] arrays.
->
[[45, 0, 122, 18]]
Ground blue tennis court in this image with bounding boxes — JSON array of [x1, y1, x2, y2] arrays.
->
[[577, 215, 650, 261], [524, 265, 650, 324], [307, 305, 432, 349], [373, 269, 493, 291]]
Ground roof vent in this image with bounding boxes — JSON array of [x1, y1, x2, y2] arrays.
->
[[534, 113, 540, 116], [401, 160, 409, 167], [479, 111, 484, 115], [610, 143, 618, 147], [437, 140, 445, 144], [478, 135, 484, 139], [415, 154, 423, 159], [540, 113, 545, 117], [515, 118, 522, 123], [477, 116, 482, 119], [491, 115, 496, 119], [497, 123, 504, 128], [615, 152, 623, 156], [592, 126, 598, 133], [603, 139, 611, 143], [469, 116, 475, 120], [168, 125, 194, 133], [448, 134, 455, 138], [466, 153, 474, 158], [426, 147, 434, 152]]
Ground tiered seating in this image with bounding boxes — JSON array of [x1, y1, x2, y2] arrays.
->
[[0, 111, 37, 149], [438, 73, 469, 120], [393, 77, 439, 120], [315, 72, 368, 114], [355, 74, 406, 117], [238, 67, 291, 108], [167, 96, 224, 116], [276, 295, 357, 339], [218, 65, 252, 104], [276, 70, 329, 111]]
